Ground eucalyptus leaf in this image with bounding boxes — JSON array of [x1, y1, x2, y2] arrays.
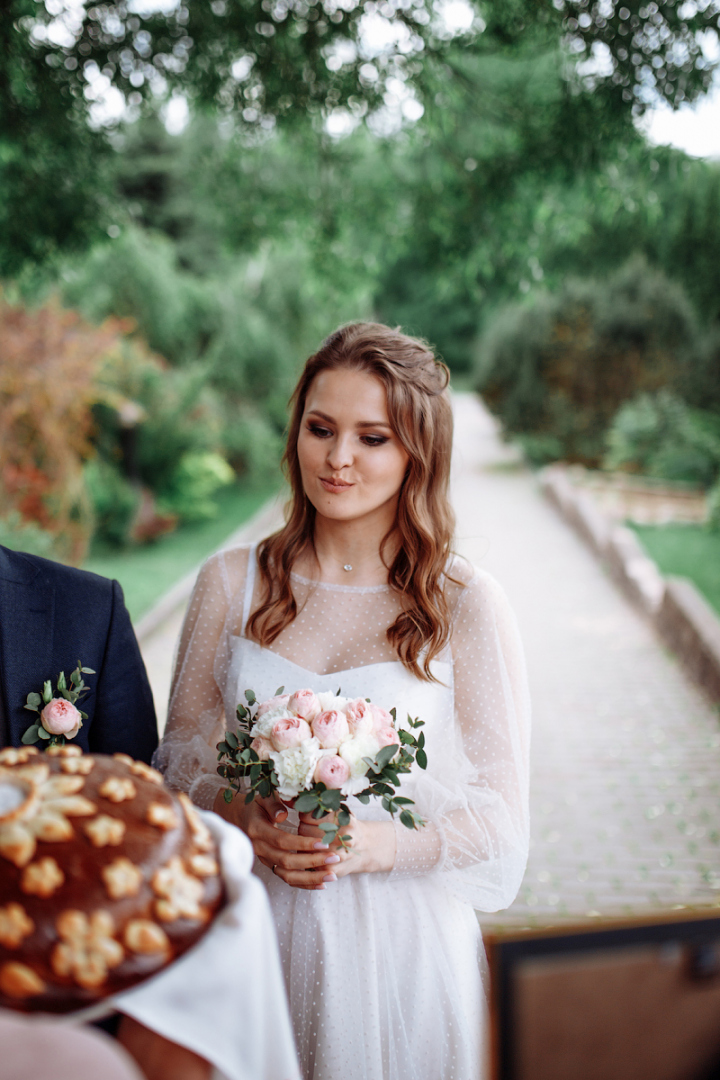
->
[[274, 685, 285, 696], [81, 667, 96, 674], [26, 692, 41, 708], [337, 809, 351, 826], [244, 792, 255, 804], [245, 689, 256, 705], [355, 793, 370, 804], [294, 792, 318, 813], [21, 725, 40, 745], [226, 731, 239, 749], [418, 731, 425, 749], [376, 744, 399, 769], [400, 810, 416, 829], [416, 748, 428, 770], [23, 703, 39, 712], [319, 821, 337, 832], [323, 789, 342, 810], [37, 726, 51, 740]]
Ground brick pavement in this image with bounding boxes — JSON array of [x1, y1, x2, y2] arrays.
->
[[139, 393, 720, 924], [450, 394, 720, 927]]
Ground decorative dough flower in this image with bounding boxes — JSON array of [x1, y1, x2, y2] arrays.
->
[[21, 857, 64, 897], [101, 857, 143, 899], [84, 815, 126, 847], [0, 763, 96, 868], [51, 910, 124, 988], [0, 903, 34, 948], [123, 919, 170, 956], [178, 794, 214, 852], [146, 802, 179, 831], [0, 961, 45, 998], [98, 777, 137, 803], [152, 856, 205, 921]]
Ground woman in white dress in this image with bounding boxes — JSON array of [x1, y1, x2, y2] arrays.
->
[[157, 322, 530, 1080]]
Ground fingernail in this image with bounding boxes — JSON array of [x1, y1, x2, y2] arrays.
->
[[324, 854, 340, 865], [314, 884, 326, 890], [313, 842, 329, 850], [323, 873, 337, 883]]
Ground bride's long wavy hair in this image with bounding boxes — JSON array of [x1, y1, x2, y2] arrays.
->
[[247, 322, 456, 681]]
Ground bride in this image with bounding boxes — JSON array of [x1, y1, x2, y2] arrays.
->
[[157, 322, 530, 1079]]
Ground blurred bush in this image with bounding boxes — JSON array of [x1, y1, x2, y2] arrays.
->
[[475, 257, 700, 465], [61, 227, 219, 367], [604, 391, 720, 488], [0, 293, 121, 561], [0, 512, 57, 558]]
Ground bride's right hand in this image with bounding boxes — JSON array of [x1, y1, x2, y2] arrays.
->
[[212, 791, 340, 890]]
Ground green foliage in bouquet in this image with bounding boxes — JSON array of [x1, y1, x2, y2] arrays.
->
[[216, 689, 427, 848]]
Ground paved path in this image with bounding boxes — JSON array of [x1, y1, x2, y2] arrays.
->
[[140, 393, 720, 924], [450, 394, 720, 927]]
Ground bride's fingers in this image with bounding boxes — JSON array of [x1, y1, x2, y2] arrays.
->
[[254, 793, 288, 823]]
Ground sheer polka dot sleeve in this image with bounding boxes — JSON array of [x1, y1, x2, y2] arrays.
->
[[153, 548, 249, 810], [390, 568, 531, 912]]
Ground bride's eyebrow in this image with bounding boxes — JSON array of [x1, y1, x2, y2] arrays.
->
[[306, 409, 392, 430]]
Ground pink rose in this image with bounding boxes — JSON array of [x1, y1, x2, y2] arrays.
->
[[345, 698, 373, 736], [255, 694, 291, 721], [314, 755, 351, 789], [376, 727, 399, 750], [40, 699, 82, 739], [270, 716, 312, 751], [369, 704, 394, 733], [312, 710, 350, 749], [250, 736, 273, 761], [288, 689, 321, 722]]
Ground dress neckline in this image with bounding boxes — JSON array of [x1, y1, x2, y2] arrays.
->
[[289, 571, 391, 595], [237, 637, 451, 680]]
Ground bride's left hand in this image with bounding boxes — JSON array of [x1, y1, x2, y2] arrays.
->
[[297, 811, 397, 877]]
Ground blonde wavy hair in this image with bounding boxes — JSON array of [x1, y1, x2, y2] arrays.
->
[[247, 322, 456, 681]]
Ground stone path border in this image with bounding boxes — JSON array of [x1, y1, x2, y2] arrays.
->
[[540, 464, 720, 706]]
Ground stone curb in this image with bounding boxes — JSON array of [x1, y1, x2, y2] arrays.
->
[[540, 464, 720, 706], [133, 493, 285, 645]]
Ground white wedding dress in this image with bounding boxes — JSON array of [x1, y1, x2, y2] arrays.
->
[[156, 543, 530, 1080]]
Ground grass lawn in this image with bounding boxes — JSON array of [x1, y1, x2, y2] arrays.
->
[[83, 483, 277, 621], [631, 524, 720, 616]]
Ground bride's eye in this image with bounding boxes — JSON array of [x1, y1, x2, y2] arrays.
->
[[361, 435, 389, 447], [307, 423, 333, 438]]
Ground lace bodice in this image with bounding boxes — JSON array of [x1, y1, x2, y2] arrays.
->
[[156, 544, 530, 911]]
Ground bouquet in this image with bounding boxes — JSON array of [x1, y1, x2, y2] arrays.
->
[[216, 687, 427, 846]]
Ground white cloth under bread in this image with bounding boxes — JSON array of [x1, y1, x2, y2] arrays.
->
[[112, 810, 301, 1080]]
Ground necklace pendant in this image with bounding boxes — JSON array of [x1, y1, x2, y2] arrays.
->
[[342, 564, 353, 573]]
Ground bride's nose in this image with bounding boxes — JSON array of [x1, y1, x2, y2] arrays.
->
[[326, 433, 354, 471]]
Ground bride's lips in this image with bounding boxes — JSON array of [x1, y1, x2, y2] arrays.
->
[[320, 477, 354, 494]]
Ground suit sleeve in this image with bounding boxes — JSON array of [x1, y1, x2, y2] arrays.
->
[[87, 580, 158, 763]]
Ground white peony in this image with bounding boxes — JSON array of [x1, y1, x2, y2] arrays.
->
[[253, 706, 293, 740], [339, 732, 381, 796], [316, 690, 348, 714], [270, 737, 322, 799]]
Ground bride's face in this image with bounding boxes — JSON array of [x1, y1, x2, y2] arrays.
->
[[297, 368, 409, 525]]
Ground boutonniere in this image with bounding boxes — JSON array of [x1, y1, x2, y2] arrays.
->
[[21, 662, 96, 748]]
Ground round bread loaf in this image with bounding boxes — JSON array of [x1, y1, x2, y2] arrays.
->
[[0, 744, 224, 1014]]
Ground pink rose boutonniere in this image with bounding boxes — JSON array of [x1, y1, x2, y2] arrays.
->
[[21, 662, 95, 749]]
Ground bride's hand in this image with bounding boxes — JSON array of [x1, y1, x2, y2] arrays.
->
[[297, 811, 397, 877], [212, 790, 340, 890]]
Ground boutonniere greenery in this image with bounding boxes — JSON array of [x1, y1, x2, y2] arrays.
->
[[21, 662, 95, 749]]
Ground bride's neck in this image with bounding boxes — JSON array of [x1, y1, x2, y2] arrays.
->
[[299, 516, 398, 586]]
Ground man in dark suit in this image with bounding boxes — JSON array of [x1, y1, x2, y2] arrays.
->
[[0, 544, 158, 763]]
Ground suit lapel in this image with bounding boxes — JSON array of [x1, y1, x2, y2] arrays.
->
[[0, 547, 55, 746]]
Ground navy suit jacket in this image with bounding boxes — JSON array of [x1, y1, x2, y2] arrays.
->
[[0, 545, 158, 764]]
